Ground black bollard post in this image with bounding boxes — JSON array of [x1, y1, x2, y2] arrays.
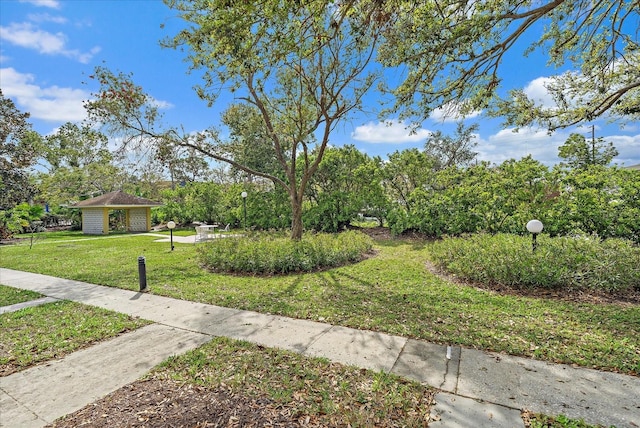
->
[[138, 256, 147, 292]]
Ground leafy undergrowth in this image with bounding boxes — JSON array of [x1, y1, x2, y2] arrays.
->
[[429, 233, 640, 293], [197, 230, 374, 274], [0, 300, 150, 376]]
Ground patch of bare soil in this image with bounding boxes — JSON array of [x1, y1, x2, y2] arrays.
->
[[0, 237, 25, 245], [48, 379, 316, 428], [353, 226, 393, 240]]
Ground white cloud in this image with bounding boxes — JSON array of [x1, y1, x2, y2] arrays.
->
[[607, 134, 640, 167], [19, 0, 60, 8], [1, 67, 89, 122], [1, 22, 66, 53], [476, 127, 568, 165], [523, 76, 556, 107], [475, 126, 640, 167], [149, 97, 174, 110], [27, 13, 68, 24], [429, 101, 482, 123], [0, 22, 100, 63], [351, 120, 430, 144]]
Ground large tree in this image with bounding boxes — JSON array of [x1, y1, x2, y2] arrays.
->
[[424, 122, 478, 170], [305, 145, 387, 231], [0, 90, 41, 213], [373, 0, 639, 130], [35, 123, 129, 207], [218, 103, 282, 183], [87, 1, 385, 239], [558, 132, 619, 170], [382, 148, 436, 213]]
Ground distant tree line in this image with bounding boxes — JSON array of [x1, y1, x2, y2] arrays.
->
[[154, 137, 639, 244]]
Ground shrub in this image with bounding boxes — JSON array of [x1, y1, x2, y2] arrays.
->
[[196, 230, 374, 275], [429, 233, 640, 293]]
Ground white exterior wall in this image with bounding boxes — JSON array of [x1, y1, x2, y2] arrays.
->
[[129, 208, 148, 232], [82, 209, 104, 235]]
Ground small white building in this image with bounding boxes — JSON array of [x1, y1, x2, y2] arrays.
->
[[70, 191, 162, 235]]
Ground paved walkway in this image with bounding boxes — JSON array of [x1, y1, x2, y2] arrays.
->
[[1, 268, 638, 427]]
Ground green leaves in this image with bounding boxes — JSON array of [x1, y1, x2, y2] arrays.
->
[[0, 90, 39, 213], [387, 158, 640, 243], [558, 133, 619, 170], [162, 0, 385, 239], [196, 231, 374, 275], [429, 233, 640, 292], [376, 0, 638, 128]]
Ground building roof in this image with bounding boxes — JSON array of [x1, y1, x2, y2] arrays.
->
[[70, 191, 162, 208], [625, 164, 640, 171]]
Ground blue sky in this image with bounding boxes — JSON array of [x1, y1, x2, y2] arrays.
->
[[1, 0, 639, 168]]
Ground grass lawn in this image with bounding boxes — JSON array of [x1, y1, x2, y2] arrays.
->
[[0, 289, 150, 376], [0, 284, 43, 306], [1, 231, 638, 375]]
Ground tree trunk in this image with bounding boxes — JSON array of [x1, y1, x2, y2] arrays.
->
[[290, 190, 304, 241]]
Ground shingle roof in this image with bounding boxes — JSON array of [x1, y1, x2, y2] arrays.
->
[[71, 191, 162, 208]]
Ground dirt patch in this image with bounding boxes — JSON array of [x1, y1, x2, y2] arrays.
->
[[48, 379, 314, 428], [48, 378, 432, 427]]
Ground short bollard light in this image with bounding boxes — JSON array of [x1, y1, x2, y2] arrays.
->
[[241, 191, 248, 231], [167, 220, 176, 251], [526, 219, 544, 252], [138, 256, 147, 292]]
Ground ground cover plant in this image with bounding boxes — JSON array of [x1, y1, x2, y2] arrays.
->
[[0, 299, 150, 376], [0, 284, 42, 306], [429, 233, 640, 292], [197, 230, 374, 274], [1, 232, 638, 375]]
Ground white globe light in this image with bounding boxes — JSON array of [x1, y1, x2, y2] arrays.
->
[[241, 191, 248, 198], [526, 219, 543, 234], [167, 221, 176, 229]]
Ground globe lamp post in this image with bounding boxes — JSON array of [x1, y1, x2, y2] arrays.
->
[[167, 221, 176, 251], [241, 192, 248, 231], [526, 219, 543, 252]]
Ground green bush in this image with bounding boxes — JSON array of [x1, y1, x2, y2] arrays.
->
[[429, 233, 640, 293], [387, 160, 640, 243], [196, 230, 374, 275]]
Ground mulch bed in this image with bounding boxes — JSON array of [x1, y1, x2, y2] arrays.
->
[[48, 379, 320, 428]]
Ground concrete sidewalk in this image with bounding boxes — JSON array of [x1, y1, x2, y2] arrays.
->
[[1, 268, 638, 427]]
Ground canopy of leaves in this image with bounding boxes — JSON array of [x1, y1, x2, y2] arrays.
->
[[424, 122, 478, 170], [373, 0, 638, 129], [41, 123, 112, 171], [385, 156, 639, 242], [0, 89, 40, 209], [382, 148, 436, 212], [160, 0, 387, 238], [305, 145, 386, 231], [219, 104, 282, 182], [558, 133, 619, 169]]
